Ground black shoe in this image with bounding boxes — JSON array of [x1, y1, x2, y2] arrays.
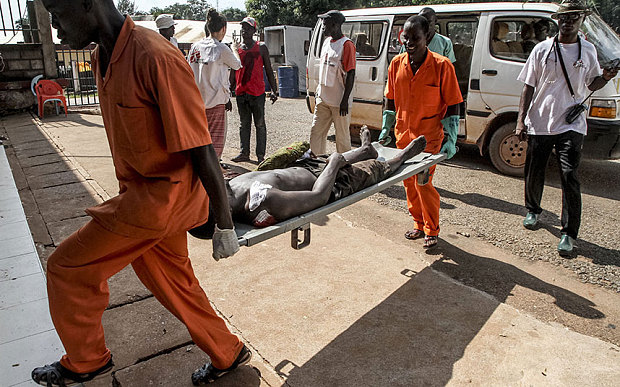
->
[[191, 345, 252, 385], [32, 357, 114, 386], [231, 153, 250, 162], [257, 156, 265, 164]]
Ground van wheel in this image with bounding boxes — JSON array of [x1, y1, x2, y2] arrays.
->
[[488, 122, 526, 177]]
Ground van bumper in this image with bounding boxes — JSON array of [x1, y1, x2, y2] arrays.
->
[[584, 119, 620, 159]]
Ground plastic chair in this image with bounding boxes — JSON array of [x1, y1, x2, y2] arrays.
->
[[30, 74, 44, 96], [35, 79, 68, 118]]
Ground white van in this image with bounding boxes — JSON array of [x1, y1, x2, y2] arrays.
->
[[305, 3, 620, 176]]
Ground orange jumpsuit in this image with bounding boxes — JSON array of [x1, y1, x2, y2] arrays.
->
[[385, 50, 462, 236], [46, 17, 242, 373]]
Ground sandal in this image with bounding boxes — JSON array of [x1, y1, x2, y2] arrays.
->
[[404, 229, 424, 240], [423, 235, 438, 248], [32, 357, 113, 386]]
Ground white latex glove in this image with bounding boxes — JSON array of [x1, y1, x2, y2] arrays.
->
[[212, 226, 239, 260]]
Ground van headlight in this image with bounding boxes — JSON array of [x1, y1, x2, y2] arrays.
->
[[589, 99, 617, 119]]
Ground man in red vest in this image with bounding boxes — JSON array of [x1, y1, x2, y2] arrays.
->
[[230, 16, 278, 164]]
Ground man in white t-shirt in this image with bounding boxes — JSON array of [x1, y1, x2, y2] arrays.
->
[[515, 0, 618, 255]]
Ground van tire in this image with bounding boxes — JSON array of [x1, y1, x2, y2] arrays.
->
[[488, 122, 526, 177]]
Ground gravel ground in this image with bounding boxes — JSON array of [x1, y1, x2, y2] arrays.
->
[[224, 97, 620, 292]]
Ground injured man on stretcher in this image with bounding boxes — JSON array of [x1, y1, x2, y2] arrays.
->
[[191, 127, 426, 237]]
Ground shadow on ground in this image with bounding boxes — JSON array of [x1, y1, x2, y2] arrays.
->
[[275, 240, 602, 386], [449, 144, 620, 201]]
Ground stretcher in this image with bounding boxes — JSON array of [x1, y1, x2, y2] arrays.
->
[[235, 143, 446, 249]]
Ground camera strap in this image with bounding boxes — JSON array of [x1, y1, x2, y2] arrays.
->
[[555, 35, 580, 99]]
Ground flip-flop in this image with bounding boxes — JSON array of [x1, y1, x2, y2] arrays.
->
[[423, 235, 438, 248], [405, 229, 424, 240]]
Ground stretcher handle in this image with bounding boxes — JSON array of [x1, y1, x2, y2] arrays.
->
[[291, 223, 311, 249]]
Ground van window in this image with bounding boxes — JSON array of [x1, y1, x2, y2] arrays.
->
[[490, 18, 556, 62], [389, 22, 405, 57], [313, 21, 387, 60], [345, 21, 386, 59], [447, 20, 478, 96]]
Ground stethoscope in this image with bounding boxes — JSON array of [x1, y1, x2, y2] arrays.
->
[[544, 35, 584, 69]]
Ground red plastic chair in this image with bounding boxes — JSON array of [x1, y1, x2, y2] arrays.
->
[[35, 80, 68, 118]]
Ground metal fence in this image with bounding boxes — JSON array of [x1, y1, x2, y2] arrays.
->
[[55, 44, 99, 106], [1, 0, 39, 44]]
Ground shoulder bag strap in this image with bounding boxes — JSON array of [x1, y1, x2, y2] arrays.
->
[[555, 36, 576, 99]]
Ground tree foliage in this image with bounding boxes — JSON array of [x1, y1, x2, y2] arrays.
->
[[246, 0, 359, 28], [150, 0, 211, 21], [245, 0, 619, 32], [221, 7, 246, 22], [116, 0, 136, 15]]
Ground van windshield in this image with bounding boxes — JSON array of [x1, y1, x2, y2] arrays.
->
[[581, 14, 620, 66]]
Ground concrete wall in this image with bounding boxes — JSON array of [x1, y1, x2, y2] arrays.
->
[[0, 44, 45, 82], [0, 0, 57, 115], [0, 45, 43, 115], [0, 80, 36, 115]]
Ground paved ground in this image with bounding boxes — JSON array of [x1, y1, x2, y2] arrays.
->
[[0, 144, 64, 387], [1, 108, 619, 386]]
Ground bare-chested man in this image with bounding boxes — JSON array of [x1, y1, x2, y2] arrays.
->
[[192, 127, 427, 236]]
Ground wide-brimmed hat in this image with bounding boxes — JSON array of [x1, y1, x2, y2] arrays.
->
[[155, 14, 177, 29], [551, 0, 592, 19]]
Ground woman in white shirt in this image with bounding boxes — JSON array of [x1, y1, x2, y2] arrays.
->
[[188, 8, 242, 159]]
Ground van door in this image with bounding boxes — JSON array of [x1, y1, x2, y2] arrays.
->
[[472, 11, 557, 175], [306, 16, 393, 130], [306, 20, 322, 113], [443, 17, 479, 137], [476, 11, 556, 116]]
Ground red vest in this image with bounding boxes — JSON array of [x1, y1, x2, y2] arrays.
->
[[235, 42, 265, 96]]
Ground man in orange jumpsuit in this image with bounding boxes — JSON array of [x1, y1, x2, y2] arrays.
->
[[382, 15, 462, 248], [33, 1, 248, 385]]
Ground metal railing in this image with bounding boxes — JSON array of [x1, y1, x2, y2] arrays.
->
[[1, 0, 39, 44], [55, 44, 98, 106]]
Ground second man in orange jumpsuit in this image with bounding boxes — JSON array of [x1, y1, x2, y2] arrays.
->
[[382, 15, 463, 248]]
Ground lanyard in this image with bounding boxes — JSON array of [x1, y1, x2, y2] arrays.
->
[[554, 35, 581, 99]]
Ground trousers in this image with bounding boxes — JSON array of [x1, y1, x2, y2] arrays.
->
[[47, 220, 242, 373], [236, 93, 266, 158], [309, 100, 352, 155], [524, 130, 583, 239], [402, 137, 442, 236]]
